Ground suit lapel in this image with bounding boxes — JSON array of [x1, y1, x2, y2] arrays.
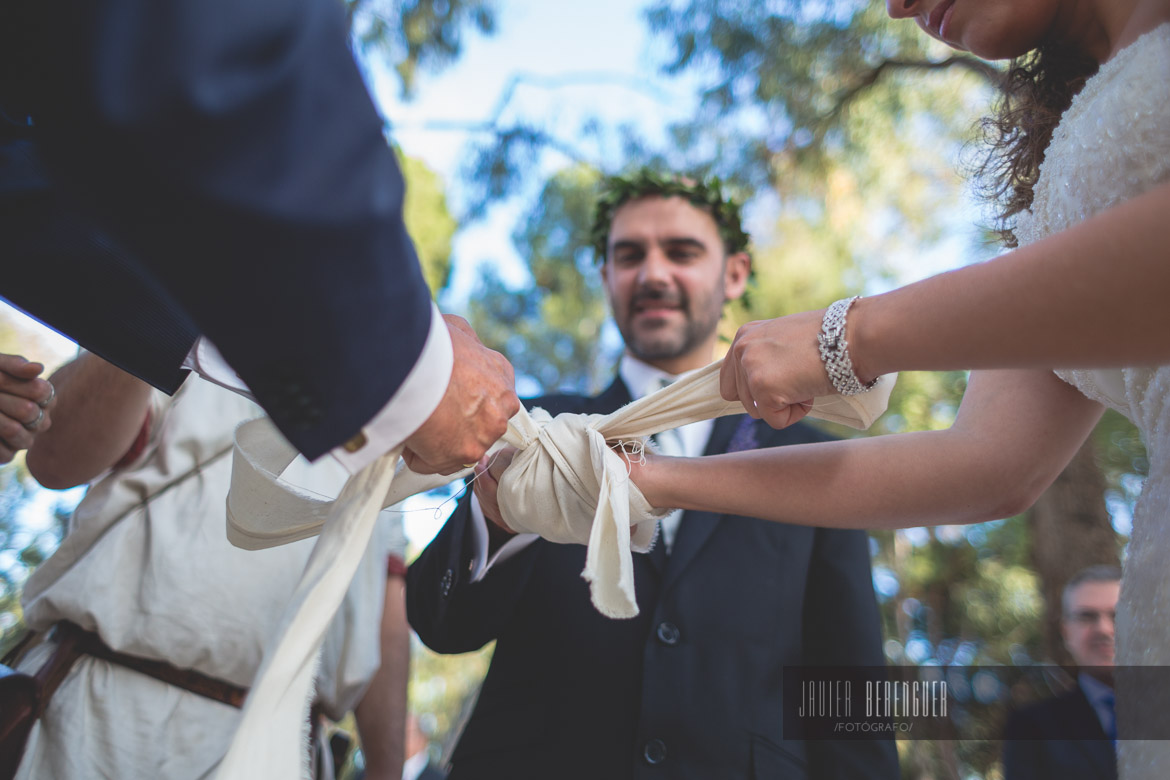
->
[[592, 376, 632, 414], [661, 414, 746, 589], [1064, 688, 1116, 776]]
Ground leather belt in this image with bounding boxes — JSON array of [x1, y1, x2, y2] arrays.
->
[[57, 622, 248, 709]]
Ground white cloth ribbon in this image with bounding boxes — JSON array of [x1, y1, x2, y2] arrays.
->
[[215, 360, 895, 779]]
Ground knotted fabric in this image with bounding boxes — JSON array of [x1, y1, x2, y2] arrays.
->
[[215, 360, 895, 779]]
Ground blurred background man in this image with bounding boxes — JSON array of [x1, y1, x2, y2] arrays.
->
[[1003, 565, 1121, 780]]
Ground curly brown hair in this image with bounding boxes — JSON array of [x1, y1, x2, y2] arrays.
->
[[975, 42, 1099, 247]]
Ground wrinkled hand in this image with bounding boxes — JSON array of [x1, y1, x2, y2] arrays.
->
[[471, 446, 517, 535], [0, 354, 56, 463], [403, 316, 519, 475], [719, 311, 832, 430]]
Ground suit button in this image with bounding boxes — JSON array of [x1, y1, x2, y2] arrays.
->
[[642, 738, 667, 765], [440, 569, 454, 597], [655, 621, 680, 646]]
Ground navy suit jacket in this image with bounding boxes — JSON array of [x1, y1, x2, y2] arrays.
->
[[1002, 686, 1117, 780], [407, 378, 899, 780], [0, 0, 432, 458]]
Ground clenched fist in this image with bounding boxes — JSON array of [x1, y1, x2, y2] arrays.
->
[[403, 316, 520, 474], [0, 353, 56, 463]]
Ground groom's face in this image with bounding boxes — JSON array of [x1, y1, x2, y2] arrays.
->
[[601, 195, 749, 373]]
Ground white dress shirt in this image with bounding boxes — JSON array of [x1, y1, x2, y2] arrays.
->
[[466, 353, 715, 581], [182, 301, 453, 473]]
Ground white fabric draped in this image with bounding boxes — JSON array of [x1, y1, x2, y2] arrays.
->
[[215, 359, 895, 779]]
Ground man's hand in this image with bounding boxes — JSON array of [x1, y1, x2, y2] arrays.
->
[[0, 353, 56, 463], [472, 446, 518, 535], [403, 316, 519, 474]]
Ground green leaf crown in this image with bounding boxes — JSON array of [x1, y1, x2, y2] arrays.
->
[[589, 168, 751, 263]]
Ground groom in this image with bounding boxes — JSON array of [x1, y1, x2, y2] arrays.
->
[[407, 170, 898, 779]]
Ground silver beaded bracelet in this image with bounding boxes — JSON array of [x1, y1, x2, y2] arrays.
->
[[818, 296, 877, 396]]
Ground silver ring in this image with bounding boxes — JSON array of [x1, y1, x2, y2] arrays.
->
[[24, 406, 44, 431], [38, 380, 55, 408]]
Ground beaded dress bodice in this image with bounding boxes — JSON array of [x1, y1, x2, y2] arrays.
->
[[1014, 23, 1170, 779], [1017, 24, 1170, 429]]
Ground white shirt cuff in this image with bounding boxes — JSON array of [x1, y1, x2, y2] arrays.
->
[[331, 302, 453, 473], [182, 338, 254, 400], [468, 493, 537, 582], [181, 303, 452, 474]]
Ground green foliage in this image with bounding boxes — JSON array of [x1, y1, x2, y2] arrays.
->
[[1093, 408, 1149, 535], [347, 0, 496, 98], [645, 0, 1000, 185], [469, 165, 616, 394], [408, 636, 494, 759], [0, 462, 68, 655], [397, 150, 457, 296]]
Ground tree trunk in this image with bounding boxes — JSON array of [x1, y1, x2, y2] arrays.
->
[[1027, 437, 1120, 665]]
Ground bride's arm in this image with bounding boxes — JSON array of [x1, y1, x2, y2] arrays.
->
[[636, 368, 1104, 529], [722, 180, 1170, 425], [857, 179, 1170, 375]]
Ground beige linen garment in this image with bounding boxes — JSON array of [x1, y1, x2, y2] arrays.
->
[[216, 359, 895, 780], [15, 377, 397, 780]]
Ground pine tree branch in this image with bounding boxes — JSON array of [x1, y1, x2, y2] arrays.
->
[[826, 55, 1004, 126]]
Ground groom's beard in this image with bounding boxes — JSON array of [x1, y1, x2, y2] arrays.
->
[[619, 284, 722, 364]]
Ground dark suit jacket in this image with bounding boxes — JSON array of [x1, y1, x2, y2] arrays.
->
[[407, 378, 899, 780], [1002, 686, 1117, 780], [416, 765, 448, 780], [0, 0, 432, 458]]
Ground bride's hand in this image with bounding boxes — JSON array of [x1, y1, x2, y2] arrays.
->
[[719, 310, 834, 429]]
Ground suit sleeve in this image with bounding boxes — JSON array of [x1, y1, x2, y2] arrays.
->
[[406, 489, 541, 654], [0, 146, 197, 394], [802, 526, 901, 780], [9, 0, 434, 459]]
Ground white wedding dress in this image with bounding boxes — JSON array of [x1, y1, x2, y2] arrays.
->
[[1015, 22, 1170, 778]]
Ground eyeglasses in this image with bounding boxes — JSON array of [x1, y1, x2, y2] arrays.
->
[[1065, 609, 1116, 626]]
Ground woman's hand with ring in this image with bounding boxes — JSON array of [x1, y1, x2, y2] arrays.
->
[[0, 353, 57, 463], [719, 311, 832, 430]]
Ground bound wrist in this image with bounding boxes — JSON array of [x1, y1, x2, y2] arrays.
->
[[633, 451, 669, 510]]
